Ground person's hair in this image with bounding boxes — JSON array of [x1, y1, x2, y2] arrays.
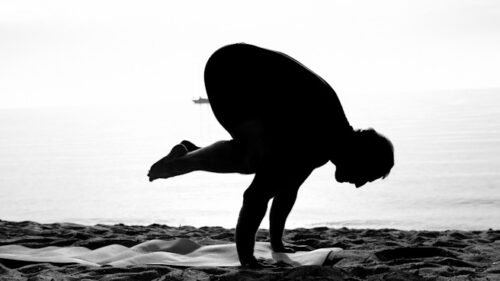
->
[[354, 128, 394, 179]]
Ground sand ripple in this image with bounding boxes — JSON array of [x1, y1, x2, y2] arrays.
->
[[1, 220, 499, 280]]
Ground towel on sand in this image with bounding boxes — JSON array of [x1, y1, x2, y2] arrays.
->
[[0, 238, 342, 267]]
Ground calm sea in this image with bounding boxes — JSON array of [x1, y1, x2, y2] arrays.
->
[[0, 89, 499, 230]]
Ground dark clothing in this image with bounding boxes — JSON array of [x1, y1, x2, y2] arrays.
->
[[204, 43, 352, 171]]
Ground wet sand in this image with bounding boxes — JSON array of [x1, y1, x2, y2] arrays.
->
[[0, 220, 499, 280]]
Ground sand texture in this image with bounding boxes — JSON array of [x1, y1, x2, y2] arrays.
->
[[1, 220, 499, 281]]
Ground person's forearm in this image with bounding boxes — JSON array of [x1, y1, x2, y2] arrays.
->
[[235, 197, 268, 266], [269, 192, 297, 250]]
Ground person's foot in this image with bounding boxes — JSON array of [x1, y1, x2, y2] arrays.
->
[[181, 140, 200, 152], [148, 144, 188, 181]]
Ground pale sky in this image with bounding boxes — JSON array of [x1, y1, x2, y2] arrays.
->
[[1, 0, 499, 108]]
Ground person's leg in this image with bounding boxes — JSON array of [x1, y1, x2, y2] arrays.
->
[[148, 139, 255, 182]]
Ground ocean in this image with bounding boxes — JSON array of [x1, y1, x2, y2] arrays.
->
[[0, 89, 499, 230]]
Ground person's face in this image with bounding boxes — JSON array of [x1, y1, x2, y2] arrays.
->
[[334, 161, 380, 188]]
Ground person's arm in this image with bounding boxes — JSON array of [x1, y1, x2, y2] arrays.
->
[[269, 168, 312, 252], [235, 183, 272, 267], [235, 160, 313, 267], [235, 155, 280, 267]]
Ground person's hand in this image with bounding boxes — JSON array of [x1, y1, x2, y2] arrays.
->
[[271, 244, 296, 253], [241, 256, 274, 269]]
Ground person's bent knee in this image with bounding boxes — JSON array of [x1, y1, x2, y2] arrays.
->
[[231, 139, 258, 174]]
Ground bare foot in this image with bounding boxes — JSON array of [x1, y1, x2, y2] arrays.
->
[[181, 140, 200, 152], [148, 144, 188, 181]]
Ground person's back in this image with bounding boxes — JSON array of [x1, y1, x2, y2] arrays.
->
[[205, 43, 352, 167]]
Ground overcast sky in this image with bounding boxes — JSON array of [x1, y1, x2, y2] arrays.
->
[[1, 0, 499, 108]]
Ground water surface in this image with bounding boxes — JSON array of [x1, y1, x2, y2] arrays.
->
[[0, 89, 499, 230]]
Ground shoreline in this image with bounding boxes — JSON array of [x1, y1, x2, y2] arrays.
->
[[1, 219, 499, 280], [4, 217, 497, 232]]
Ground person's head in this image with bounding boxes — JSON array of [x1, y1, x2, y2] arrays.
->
[[333, 128, 394, 188]]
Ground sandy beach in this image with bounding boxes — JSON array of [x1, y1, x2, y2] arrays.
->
[[0, 220, 499, 280]]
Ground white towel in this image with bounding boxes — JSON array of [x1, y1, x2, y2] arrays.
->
[[0, 238, 342, 267]]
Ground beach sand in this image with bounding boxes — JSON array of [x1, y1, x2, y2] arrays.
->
[[0, 220, 499, 280]]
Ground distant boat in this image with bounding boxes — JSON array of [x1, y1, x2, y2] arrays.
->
[[193, 97, 210, 104]]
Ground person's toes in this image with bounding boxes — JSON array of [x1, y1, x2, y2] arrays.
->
[[147, 165, 160, 181], [147, 144, 188, 181], [147, 162, 172, 180]]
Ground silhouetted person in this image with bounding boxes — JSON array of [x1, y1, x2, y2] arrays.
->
[[148, 43, 394, 268]]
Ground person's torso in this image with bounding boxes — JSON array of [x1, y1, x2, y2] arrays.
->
[[208, 43, 353, 168]]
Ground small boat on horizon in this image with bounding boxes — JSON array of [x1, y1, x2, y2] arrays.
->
[[193, 97, 210, 104]]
